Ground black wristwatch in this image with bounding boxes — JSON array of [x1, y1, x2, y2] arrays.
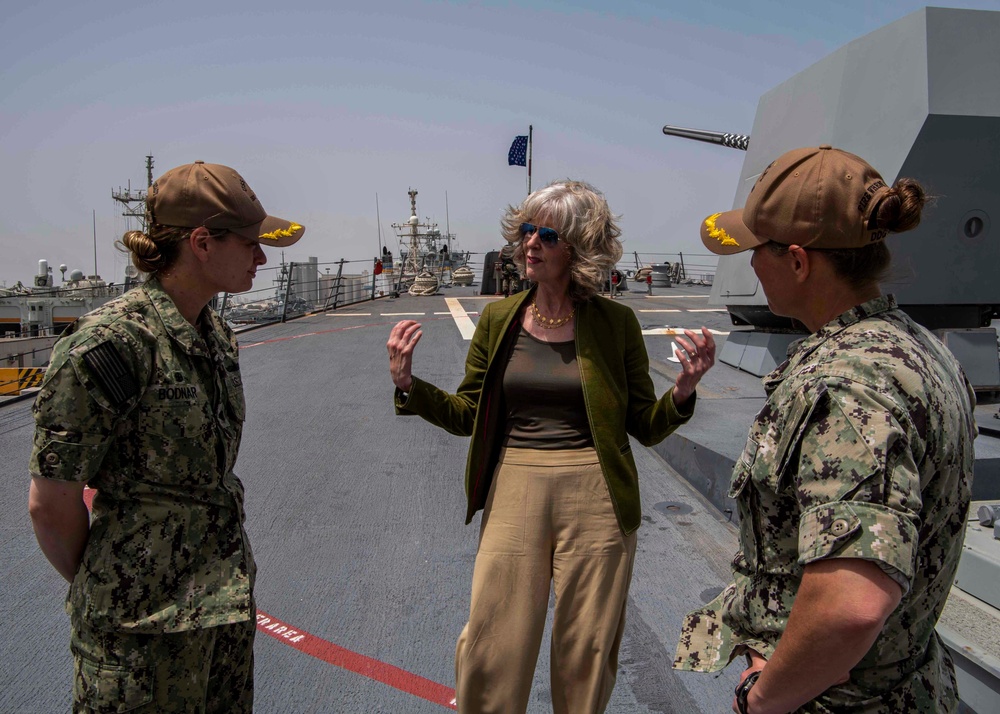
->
[[734, 670, 761, 714]]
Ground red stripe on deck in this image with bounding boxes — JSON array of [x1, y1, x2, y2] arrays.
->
[[81, 476, 455, 708], [256, 610, 456, 709]]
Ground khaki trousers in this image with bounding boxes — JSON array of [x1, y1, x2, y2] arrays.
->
[[456, 447, 637, 714]]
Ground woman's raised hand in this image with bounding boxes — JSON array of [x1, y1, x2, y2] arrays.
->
[[387, 320, 423, 392], [672, 327, 716, 408]]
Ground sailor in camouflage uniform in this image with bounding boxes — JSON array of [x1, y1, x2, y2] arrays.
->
[[28, 162, 304, 713], [674, 146, 976, 713]]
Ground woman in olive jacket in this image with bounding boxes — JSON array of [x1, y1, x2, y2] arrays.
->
[[388, 180, 715, 714]]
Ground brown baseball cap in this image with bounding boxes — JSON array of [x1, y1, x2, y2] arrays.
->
[[700, 146, 893, 255], [146, 161, 305, 247]]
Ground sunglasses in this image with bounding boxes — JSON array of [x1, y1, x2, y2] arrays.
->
[[519, 222, 560, 247]]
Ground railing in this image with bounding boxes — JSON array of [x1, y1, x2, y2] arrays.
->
[[0, 248, 710, 385], [618, 251, 718, 287], [0, 324, 67, 339], [219, 254, 489, 332]]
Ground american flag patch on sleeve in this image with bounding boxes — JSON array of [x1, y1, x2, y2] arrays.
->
[[82, 341, 140, 409]]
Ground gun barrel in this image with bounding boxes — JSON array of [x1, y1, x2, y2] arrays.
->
[[662, 124, 749, 151]]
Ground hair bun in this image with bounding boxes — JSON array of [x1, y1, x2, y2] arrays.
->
[[877, 178, 926, 234], [118, 230, 163, 274]]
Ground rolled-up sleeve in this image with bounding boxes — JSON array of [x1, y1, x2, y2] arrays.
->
[[793, 381, 920, 593]]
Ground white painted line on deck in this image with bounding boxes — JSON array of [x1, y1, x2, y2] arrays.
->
[[326, 313, 372, 317], [445, 298, 477, 341], [642, 328, 730, 336], [646, 295, 709, 299], [687, 308, 727, 313], [382, 312, 426, 316], [639, 309, 681, 313]]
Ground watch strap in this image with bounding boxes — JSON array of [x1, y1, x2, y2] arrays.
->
[[735, 670, 761, 714]]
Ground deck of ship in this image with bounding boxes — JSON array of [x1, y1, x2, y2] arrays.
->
[[1, 282, 996, 712]]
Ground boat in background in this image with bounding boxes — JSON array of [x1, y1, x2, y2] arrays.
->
[[0, 261, 132, 340], [389, 188, 472, 295], [0, 261, 133, 393]]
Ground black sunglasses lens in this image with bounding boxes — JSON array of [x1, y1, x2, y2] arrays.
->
[[519, 223, 559, 245], [539, 228, 559, 245]]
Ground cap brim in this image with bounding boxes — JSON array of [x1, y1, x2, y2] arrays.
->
[[700, 209, 767, 255], [233, 216, 306, 248]]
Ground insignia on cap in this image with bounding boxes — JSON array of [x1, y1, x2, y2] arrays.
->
[[704, 213, 739, 247], [260, 222, 303, 241]]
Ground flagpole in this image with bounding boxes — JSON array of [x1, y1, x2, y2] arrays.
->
[[92, 209, 98, 277], [375, 193, 382, 254], [527, 124, 533, 196]]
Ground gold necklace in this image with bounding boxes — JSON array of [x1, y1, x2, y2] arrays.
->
[[531, 299, 574, 329]]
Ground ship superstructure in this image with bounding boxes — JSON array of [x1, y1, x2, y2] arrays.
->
[[389, 189, 472, 294]]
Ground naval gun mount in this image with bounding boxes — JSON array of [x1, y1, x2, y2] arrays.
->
[[663, 9, 1000, 711], [663, 7, 1000, 395]]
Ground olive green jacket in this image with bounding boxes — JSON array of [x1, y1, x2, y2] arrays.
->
[[394, 288, 694, 535]]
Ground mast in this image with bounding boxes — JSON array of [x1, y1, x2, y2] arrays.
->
[[405, 189, 421, 277], [111, 154, 154, 233], [388, 189, 441, 283], [445, 191, 451, 252]]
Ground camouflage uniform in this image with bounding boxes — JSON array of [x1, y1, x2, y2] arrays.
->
[[29, 277, 256, 712], [71, 617, 255, 713], [674, 295, 976, 713]]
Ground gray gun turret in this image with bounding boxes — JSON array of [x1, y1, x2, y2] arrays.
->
[[662, 8, 1000, 399]]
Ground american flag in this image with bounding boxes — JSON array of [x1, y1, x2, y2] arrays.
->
[[507, 135, 528, 166]]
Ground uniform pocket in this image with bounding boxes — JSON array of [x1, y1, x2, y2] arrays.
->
[[135, 398, 216, 486], [138, 398, 209, 440], [75, 654, 153, 713], [727, 454, 761, 570], [225, 370, 246, 423], [728, 436, 758, 499], [750, 390, 819, 492]]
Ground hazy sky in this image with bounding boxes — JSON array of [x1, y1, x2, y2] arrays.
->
[[2, 0, 997, 288]]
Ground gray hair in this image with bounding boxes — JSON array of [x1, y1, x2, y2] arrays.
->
[[500, 180, 623, 302]]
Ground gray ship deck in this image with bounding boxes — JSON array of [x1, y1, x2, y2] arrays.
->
[[2, 283, 997, 712]]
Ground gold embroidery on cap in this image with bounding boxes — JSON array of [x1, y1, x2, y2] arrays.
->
[[704, 213, 739, 247], [260, 222, 303, 240]]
